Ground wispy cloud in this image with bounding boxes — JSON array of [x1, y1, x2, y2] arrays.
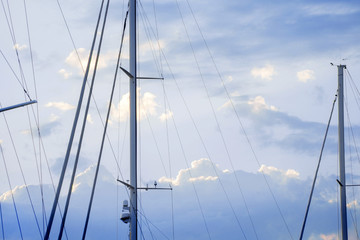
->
[[303, 4, 360, 16]]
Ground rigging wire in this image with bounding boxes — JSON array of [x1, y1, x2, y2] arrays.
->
[[164, 89, 212, 240], [137, 209, 171, 240], [21, 0, 47, 232], [82, 4, 128, 239], [0, 201, 4, 239], [44, 0, 107, 238], [137, 2, 212, 238], [1, 0, 32, 101], [0, 105, 42, 238], [181, 0, 294, 238], [55, 0, 128, 183], [2, 22, 69, 239], [173, 1, 249, 238], [344, 73, 360, 238], [2, 0, 48, 234], [0, 50, 31, 100], [299, 92, 338, 239], [58, 0, 111, 238], [180, 1, 260, 238], [117, 1, 126, 238], [0, 143, 23, 240]]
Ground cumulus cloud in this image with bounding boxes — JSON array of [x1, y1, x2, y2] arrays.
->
[[247, 96, 277, 112], [45, 101, 75, 111], [159, 158, 219, 186], [111, 91, 159, 122], [297, 69, 315, 83], [258, 164, 300, 182], [0, 159, 355, 239], [251, 64, 276, 80], [65, 48, 117, 73]]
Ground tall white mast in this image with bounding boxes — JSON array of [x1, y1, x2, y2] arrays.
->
[[338, 64, 348, 240], [129, 0, 138, 239]]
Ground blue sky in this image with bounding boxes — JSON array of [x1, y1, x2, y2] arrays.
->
[[1, 0, 360, 239]]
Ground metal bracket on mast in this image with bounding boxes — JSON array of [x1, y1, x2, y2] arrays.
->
[[120, 66, 164, 80], [117, 179, 172, 191], [117, 179, 135, 189]]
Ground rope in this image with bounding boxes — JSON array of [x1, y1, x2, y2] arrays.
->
[[44, 0, 106, 238], [82, 5, 128, 239], [299, 92, 338, 239]]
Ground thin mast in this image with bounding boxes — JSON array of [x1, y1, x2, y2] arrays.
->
[[129, 0, 138, 239], [338, 64, 348, 240]]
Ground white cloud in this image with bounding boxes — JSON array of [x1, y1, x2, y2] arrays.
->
[[159, 158, 219, 186], [159, 110, 173, 122], [258, 164, 300, 182], [45, 101, 75, 111], [140, 92, 158, 117], [111, 91, 159, 122], [0, 185, 26, 202], [248, 96, 277, 112], [251, 64, 276, 80], [308, 233, 338, 240], [65, 48, 117, 73], [13, 43, 27, 50], [297, 69, 315, 83], [58, 68, 72, 79]]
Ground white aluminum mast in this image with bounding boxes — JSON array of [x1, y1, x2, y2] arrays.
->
[[337, 64, 348, 240], [129, 0, 138, 239]]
